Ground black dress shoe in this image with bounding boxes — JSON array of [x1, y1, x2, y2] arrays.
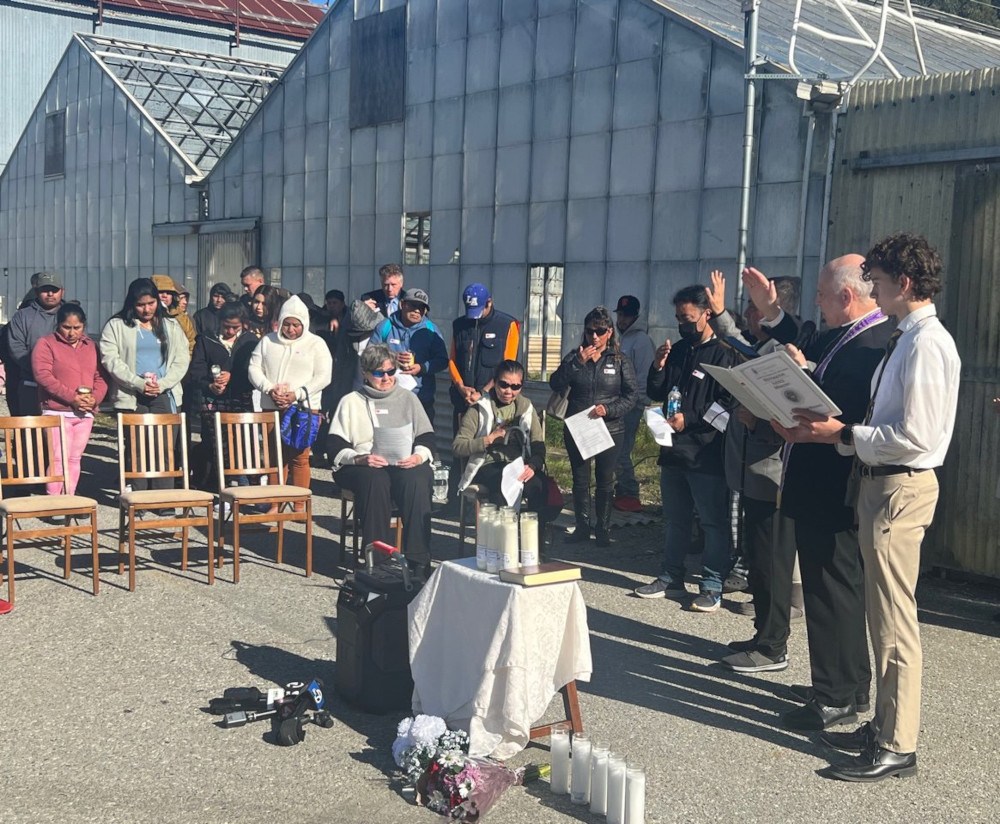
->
[[789, 683, 871, 714], [782, 698, 857, 731], [820, 721, 875, 753], [565, 526, 591, 543], [828, 746, 917, 782]]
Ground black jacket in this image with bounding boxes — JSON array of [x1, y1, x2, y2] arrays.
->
[[647, 336, 737, 474], [767, 311, 894, 531], [188, 331, 258, 412], [449, 308, 518, 408], [549, 349, 638, 435]]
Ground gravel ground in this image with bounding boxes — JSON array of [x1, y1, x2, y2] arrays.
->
[[1, 420, 999, 824]]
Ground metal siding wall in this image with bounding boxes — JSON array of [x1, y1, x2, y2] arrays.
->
[[828, 67, 1000, 577]]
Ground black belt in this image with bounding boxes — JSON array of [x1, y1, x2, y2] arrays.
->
[[858, 464, 931, 478]]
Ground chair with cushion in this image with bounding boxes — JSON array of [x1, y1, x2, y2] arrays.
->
[[116, 413, 215, 590], [0, 415, 99, 605], [214, 411, 312, 583]]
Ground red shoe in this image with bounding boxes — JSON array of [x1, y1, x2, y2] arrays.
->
[[0, 599, 12, 615], [612, 496, 642, 513]]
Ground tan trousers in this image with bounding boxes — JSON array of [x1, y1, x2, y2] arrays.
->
[[857, 470, 939, 754]]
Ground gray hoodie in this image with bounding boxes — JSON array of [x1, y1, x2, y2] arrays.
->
[[8, 300, 61, 377], [618, 320, 655, 407]]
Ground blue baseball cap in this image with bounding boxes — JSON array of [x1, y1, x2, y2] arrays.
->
[[462, 283, 491, 319]]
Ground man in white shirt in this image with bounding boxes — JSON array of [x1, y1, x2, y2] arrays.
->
[[777, 232, 960, 781]]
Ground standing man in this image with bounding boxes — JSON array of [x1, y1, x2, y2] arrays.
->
[[7, 270, 65, 415], [634, 286, 737, 612], [784, 234, 960, 781], [194, 283, 234, 337], [360, 263, 405, 319], [239, 266, 266, 312], [743, 256, 893, 731], [612, 295, 654, 512], [368, 288, 448, 422], [152, 275, 197, 355], [447, 283, 520, 506]]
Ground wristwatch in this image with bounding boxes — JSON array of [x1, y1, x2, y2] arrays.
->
[[839, 425, 855, 446]]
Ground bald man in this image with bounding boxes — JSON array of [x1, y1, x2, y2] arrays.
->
[[741, 255, 895, 733]]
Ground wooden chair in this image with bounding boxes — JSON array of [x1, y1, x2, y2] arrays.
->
[[116, 413, 215, 590], [337, 487, 403, 568], [214, 411, 312, 583], [0, 415, 99, 605]]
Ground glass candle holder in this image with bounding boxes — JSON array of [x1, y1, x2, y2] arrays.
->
[[589, 741, 609, 815], [606, 753, 627, 824], [625, 764, 646, 824], [549, 723, 571, 795], [570, 732, 591, 805], [476, 504, 497, 571]]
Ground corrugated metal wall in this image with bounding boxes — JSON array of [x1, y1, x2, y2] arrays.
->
[[206, 0, 820, 349], [827, 67, 1000, 577]]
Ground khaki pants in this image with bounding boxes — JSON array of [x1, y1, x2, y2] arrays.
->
[[857, 470, 939, 754]]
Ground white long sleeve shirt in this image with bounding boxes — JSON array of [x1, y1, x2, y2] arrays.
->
[[850, 304, 960, 469]]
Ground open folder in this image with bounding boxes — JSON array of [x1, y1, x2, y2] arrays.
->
[[701, 350, 841, 429]]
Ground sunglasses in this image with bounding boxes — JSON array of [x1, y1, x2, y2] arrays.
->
[[496, 380, 522, 390], [371, 368, 397, 378], [402, 302, 426, 313], [585, 326, 610, 336]]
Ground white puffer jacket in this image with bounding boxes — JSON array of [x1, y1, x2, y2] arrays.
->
[[248, 296, 332, 410]]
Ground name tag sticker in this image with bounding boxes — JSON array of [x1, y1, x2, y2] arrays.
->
[[604, 368, 616, 374], [374, 408, 389, 415], [692, 369, 706, 380], [389, 339, 401, 345], [484, 333, 496, 339]]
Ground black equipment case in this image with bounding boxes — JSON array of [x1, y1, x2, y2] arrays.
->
[[335, 562, 420, 714]]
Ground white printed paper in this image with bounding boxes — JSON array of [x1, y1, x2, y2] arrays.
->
[[644, 406, 673, 447], [501, 457, 525, 510], [564, 406, 615, 461], [395, 372, 418, 392], [703, 402, 730, 433], [372, 423, 413, 464]]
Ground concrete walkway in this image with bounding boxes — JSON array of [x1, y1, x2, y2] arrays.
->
[[1, 421, 998, 824]]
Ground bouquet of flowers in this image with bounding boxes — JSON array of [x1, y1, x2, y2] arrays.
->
[[392, 715, 535, 822]]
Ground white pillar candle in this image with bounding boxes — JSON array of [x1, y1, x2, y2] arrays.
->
[[476, 504, 497, 571], [570, 733, 591, 805], [589, 743, 609, 815], [606, 754, 627, 824], [624, 765, 645, 824], [549, 724, 571, 795], [519, 511, 539, 566], [499, 512, 518, 570], [485, 510, 501, 573]]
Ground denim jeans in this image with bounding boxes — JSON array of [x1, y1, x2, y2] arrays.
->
[[659, 465, 732, 593], [614, 406, 643, 498]]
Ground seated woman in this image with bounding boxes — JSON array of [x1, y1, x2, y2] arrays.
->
[[452, 359, 549, 518], [328, 343, 435, 578]]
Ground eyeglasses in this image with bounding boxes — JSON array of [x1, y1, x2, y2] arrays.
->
[[496, 380, 522, 390], [585, 326, 610, 336], [371, 368, 397, 378], [402, 302, 426, 313]]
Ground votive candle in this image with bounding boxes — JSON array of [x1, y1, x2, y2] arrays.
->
[[499, 508, 518, 570], [625, 764, 646, 824], [549, 724, 571, 795], [570, 732, 591, 804], [476, 504, 497, 571], [606, 753, 627, 824], [589, 741, 609, 815]]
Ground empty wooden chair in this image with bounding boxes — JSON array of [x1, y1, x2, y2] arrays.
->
[[214, 411, 312, 583], [116, 413, 215, 590], [0, 415, 99, 605]]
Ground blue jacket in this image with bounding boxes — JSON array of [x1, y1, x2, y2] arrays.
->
[[369, 312, 449, 406]]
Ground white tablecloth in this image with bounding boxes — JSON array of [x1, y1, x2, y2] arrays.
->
[[408, 558, 592, 760]]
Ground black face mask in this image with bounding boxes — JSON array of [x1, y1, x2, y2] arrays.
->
[[678, 320, 702, 341]]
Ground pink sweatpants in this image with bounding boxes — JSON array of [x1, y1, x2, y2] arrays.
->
[[44, 412, 95, 496]]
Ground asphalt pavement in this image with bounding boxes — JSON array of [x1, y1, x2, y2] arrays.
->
[[2, 420, 999, 824]]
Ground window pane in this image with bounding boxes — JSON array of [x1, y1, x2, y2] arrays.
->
[[44, 110, 66, 178], [402, 212, 431, 265], [525, 264, 564, 379]]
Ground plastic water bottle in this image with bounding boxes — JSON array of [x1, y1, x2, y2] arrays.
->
[[667, 386, 682, 418]]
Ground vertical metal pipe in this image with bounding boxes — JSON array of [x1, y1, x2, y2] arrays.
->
[[736, 0, 760, 306], [795, 107, 816, 282], [816, 106, 843, 324]]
